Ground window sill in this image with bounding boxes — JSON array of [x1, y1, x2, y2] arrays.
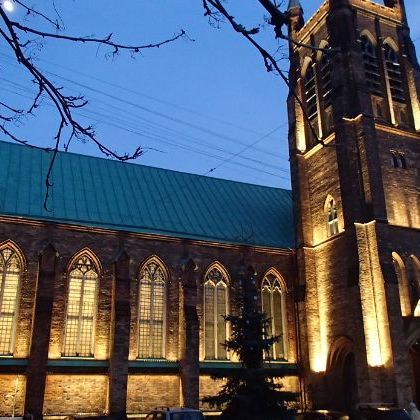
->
[[129, 359, 179, 373], [199, 360, 298, 375]]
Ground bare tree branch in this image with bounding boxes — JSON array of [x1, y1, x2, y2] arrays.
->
[[0, 2, 187, 209], [9, 19, 186, 54], [15, 0, 61, 29], [202, 0, 327, 146]]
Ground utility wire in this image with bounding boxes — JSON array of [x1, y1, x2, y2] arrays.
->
[[0, 76, 290, 176], [1, 83, 291, 182], [0, 45, 271, 137], [204, 121, 288, 176], [0, 51, 291, 163]]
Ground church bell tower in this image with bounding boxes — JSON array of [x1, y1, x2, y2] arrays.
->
[[287, 0, 420, 412]]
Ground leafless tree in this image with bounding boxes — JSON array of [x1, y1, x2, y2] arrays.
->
[[0, 0, 186, 208]]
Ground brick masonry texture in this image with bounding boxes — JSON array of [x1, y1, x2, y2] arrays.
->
[[0, 375, 26, 416], [0, 219, 297, 416], [127, 375, 180, 413], [43, 375, 108, 415]]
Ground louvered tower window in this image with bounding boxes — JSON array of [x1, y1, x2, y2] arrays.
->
[[304, 64, 318, 120], [384, 44, 405, 103], [320, 51, 332, 108], [0, 247, 22, 355], [138, 258, 166, 358], [361, 35, 382, 96], [63, 253, 99, 357], [204, 266, 228, 360], [261, 273, 286, 360]]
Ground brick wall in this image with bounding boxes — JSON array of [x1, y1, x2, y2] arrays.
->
[[43, 375, 108, 415], [0, 217, 298, 417], [199, 375, 224, 411], [0, 375, 26, 416], [126, 374, 180, 413]]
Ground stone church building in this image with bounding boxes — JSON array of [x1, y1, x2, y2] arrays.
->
[[0, 0, 419, 417]]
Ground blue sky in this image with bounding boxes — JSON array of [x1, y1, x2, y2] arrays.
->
[[1, 0, 419, 189]]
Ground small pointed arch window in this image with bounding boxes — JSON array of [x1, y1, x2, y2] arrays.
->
[[325, 196, 339, 237], [303, 60, 318, 121], [384, 42, 405, 103], [137, 256, 167, 359], [63, 250, 100, 357], [261, 270, 287, 360], [390, 150, 407, 169], [204, 264, 228, 360], [360, 34, 382, 96], [0, 242, 24, 355]]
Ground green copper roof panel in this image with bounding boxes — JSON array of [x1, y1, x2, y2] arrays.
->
[[0, 141, 295, 248]]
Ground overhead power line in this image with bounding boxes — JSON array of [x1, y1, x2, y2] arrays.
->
[[0, 82, 291, 182]]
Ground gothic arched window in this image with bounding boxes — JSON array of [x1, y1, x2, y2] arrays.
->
[[326, 197, 339, 237], [0, 244, 23, 355], [384, 43, 405, 103], [204, 265, 228, 360], [138, 257, 166, 359], [63, 251, 99, 357], [393, 252, 412, 317], [319, 48, 332, 108], [360, 35, 382, 96], [261, 271, 287, 360], [303, 62, 318, 121]]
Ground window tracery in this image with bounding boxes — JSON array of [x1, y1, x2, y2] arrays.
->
[[63, 252, 99, 357], [261, 272, 287, 360], [138, 258, 166, 359], [0, 246, 22, 355], [204, 265, 228, 360]]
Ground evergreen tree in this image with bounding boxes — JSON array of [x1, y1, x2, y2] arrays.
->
[[203, 267, 295, 420]]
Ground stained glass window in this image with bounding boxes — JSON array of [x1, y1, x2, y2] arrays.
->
[[0, 247, 22, 355], [63, 253, 99, 357], [261, 273, 286, 360], [204, 266, 228, 360], [138, 259, 166, 358]]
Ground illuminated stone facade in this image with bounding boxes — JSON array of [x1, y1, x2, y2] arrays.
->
[[288, 0, 420, 414], [0, 221, 298, 418], [0, 0, 419, 418]]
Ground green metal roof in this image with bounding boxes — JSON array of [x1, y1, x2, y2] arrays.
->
[[0, 141, 294, 248]]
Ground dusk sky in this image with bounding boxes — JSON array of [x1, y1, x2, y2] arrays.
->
[[1, 0, 419, 189]]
